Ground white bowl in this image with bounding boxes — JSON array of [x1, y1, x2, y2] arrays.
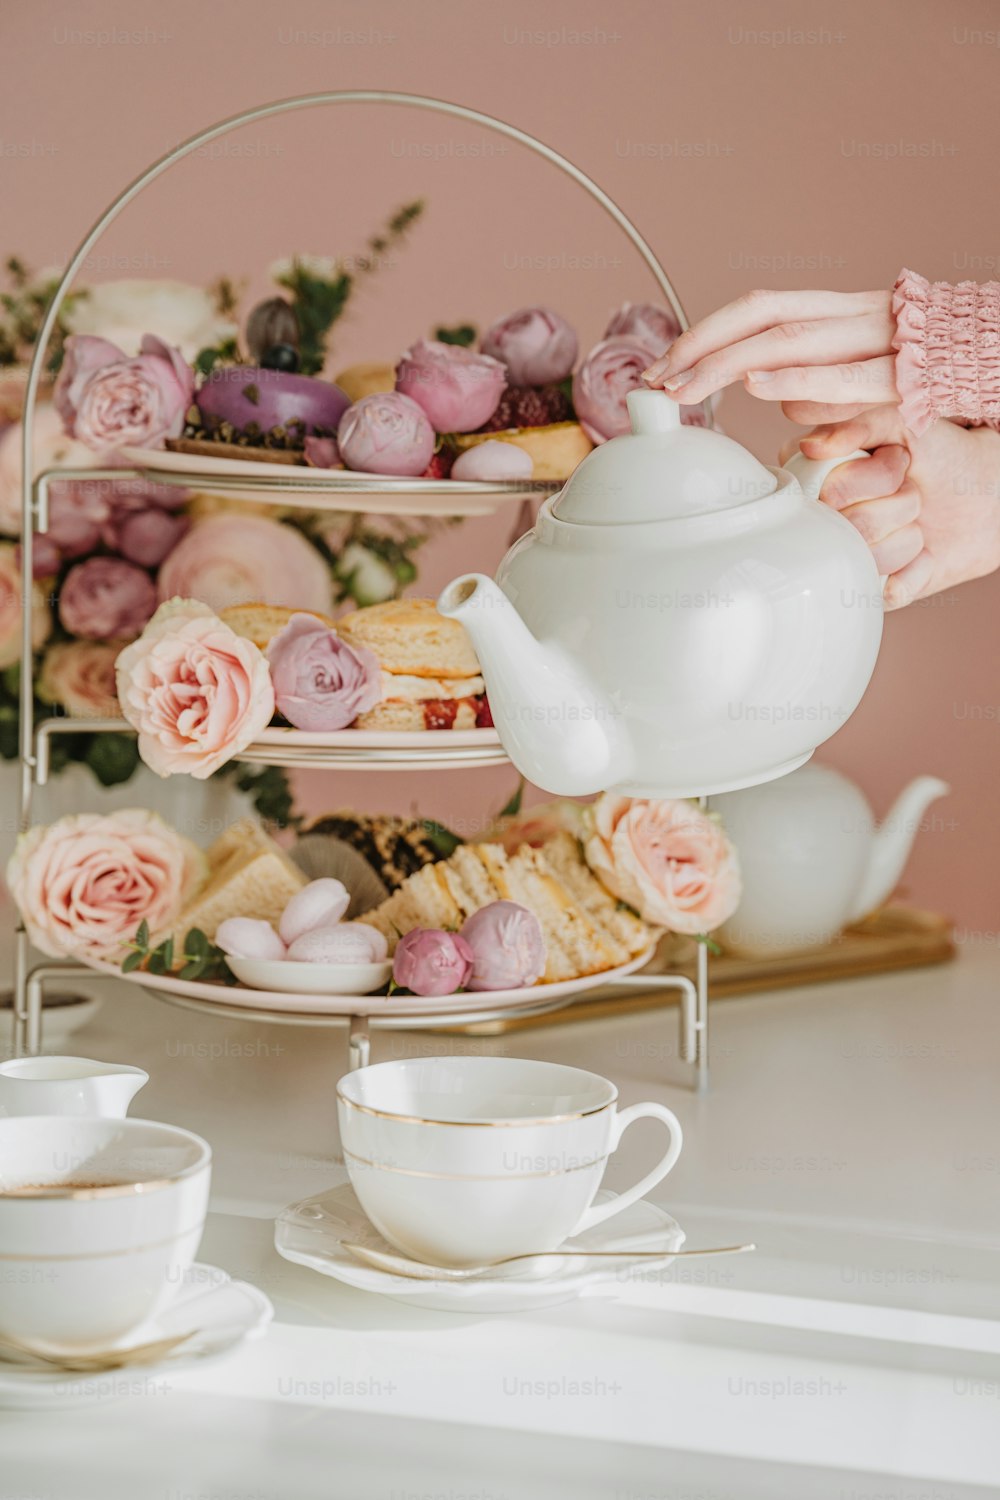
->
[[225, 957, 393, 996], [0, 1115, 211, 1350]]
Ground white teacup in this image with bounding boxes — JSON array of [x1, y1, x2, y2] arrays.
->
[[336, 1056, 682, 1267], [0, 1115, 211, 1350]]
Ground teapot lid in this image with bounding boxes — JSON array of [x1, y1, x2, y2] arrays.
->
[[551, 388, 777, 525]]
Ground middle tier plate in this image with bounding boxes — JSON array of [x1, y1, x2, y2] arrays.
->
[[119, 446, 559, 517], [236, 724, 509, 771]]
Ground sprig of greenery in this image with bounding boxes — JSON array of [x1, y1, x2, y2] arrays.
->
[[434, 323, 477, 347], [122, 922, 234, 983]]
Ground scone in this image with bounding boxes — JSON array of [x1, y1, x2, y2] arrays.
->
[[337, 598, 480, 679], [453, 421, 593, 482], [337, 598, 489, 730], [220, 602, 336, 651], [362, 831, 651, 984]]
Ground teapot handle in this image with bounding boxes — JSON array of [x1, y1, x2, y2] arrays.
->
[[784, 446, 888, 594]]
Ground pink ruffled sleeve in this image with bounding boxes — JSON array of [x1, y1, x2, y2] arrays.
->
[[891, 268, 1000, 436]]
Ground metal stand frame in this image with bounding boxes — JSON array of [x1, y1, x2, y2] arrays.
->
[[12, 90, 710, 1091]]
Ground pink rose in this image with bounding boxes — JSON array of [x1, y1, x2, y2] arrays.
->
[[392, 928, 474, 997], [55, 333, 195, 451], [6, 808, 205, 961], [0, 542, 51, 668], [395, 340, 506, 433], [461, 901, 546, 990], [0, 404, 109, 538], [338, 392, 436, 476], [115, 598, 275, 778], [603, 302, 681, 360], [481, 308, 578, 387], [483, 798, 586, 854], [266, 613, 381, 731], [584, 795, 741, 934], [574, 337, 711, 442], [38, 640, 122, 719], [156, 514, 333, 614], [58, 555, 157, 640]]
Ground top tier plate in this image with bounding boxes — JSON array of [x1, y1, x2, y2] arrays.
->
[[119, 446, 559, 517]]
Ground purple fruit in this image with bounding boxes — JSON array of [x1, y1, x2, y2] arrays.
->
[[196, 367, 350, 437]]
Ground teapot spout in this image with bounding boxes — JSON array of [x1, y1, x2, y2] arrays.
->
[[438, 574, 626, 796], [848, 775, 950, 922]]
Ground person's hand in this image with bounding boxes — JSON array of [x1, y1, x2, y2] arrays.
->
[[781, 402, 1000, 609], [642, 288, 896, 408]]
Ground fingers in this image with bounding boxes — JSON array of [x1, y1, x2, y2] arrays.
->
[[882, 549, 935, 610], [839, 479, 921, 546], [642, 288, 888, 382], [818, 447, 911, 511], [869, 521, 925, 577], [798, 405, 908, 457], [743, 356, 898, 405], [646, 313, 894, 406], [781, 400, 882, 426]]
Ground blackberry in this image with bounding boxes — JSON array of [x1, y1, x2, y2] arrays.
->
[[478, 384, 572, 432]]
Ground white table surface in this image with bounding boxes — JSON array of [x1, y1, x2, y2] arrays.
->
[[2, 949, 999, 1498]]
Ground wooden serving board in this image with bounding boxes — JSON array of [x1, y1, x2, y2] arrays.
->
[[443, 906, 955, 1036]]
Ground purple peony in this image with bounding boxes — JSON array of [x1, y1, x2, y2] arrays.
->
[[392, 928, 474, 997], [337, 392, 436, 476], [461, 901, 547, 991], [266, 613, 382, 731], [58, 556, 157, 640], [603, 302, 682, 360], [395, 339, 506, 433], [481, 308, 578, 386]]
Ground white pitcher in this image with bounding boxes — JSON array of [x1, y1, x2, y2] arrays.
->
[[0, 1056, 148, 1118]]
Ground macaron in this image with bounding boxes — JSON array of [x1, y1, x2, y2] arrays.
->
[[215, 917, 287, 961], [279, 879, 350, 945], [286, 923, 388, 964]]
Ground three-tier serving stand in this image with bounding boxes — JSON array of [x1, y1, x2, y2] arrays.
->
[[11, 92, 710, 1088]]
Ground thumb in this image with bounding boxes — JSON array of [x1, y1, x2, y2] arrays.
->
[[798, 404, 908, 459]]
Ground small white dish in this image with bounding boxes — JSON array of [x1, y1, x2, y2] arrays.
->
[[0, 1262, 272, 1409], [225, 957, 393, 995], [275, 1181, 685, 1313]]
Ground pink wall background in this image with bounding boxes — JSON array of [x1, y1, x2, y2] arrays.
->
[[4, 0, 999, 928]]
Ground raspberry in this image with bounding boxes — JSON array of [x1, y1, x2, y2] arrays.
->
[[478, 384, 572, 432], [422, 448, 455, 479]]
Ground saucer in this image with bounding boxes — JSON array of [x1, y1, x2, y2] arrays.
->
[[225, 956, 393, 995], [274, 1182, 685, 1312], [0, 1262, 272, 1409]]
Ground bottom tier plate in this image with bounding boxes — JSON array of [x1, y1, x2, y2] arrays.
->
[[85, 949, 656, 1020]]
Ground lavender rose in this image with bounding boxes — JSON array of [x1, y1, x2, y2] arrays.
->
[[55, 333, 195, 451], [266, 614, 382, 732], [392, 928, 474, 997], [58, 556, 157, 640], [395, 340, 506, 433], [604, 302, 681, 360], [481, 308, 578, 386], [461, 901, 547, 991], [572, 337, 653, 442], [105, 507, 189, 567], [338, 392, 436, 476]]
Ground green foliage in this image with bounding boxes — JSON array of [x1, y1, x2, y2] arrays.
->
[[193, 336, 239, 376], [85, 733, 140, 787], [122, 921, 235, 984], [434, 324, 477, 347], [420, 819, 463, 858], [217, 761, 300, 830], [498, 779, 525, 818]]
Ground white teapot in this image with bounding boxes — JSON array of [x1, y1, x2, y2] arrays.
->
[[711, 763, 950, 955], [439, 389, 882, 798]]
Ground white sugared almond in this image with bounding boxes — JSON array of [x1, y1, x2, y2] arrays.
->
[[286, 924, 388, 964], [215, 917, 287, 961]]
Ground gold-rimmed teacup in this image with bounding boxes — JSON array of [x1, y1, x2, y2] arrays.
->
[[336, 1057, 682, 1268], [0, 1115, 211, 1351]]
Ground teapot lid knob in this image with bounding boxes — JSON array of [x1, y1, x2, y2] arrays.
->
[[626, 388, 682, 435]]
